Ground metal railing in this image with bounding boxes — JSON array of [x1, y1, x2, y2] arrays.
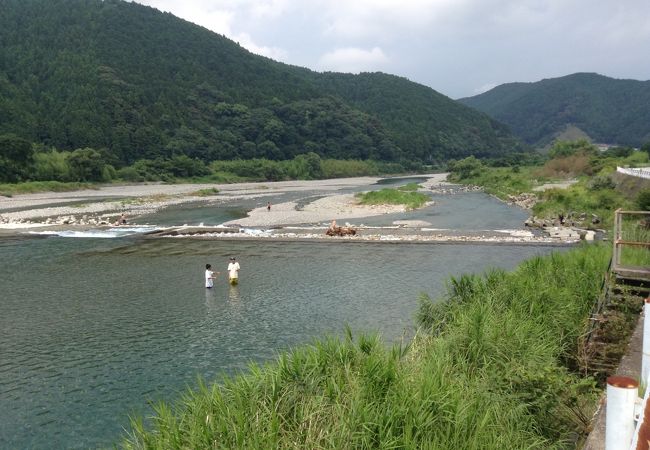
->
[[613, 209, 650, 280], [605, 210, 650, 449], [617, 167, 650, 180], [609, 299, 649, 450]]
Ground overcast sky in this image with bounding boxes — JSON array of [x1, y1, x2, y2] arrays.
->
[[131, 0, 650, 99]]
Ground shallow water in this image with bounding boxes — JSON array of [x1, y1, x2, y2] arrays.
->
[[1, 188, 561, 449]]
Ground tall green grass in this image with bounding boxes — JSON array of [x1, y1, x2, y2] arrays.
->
[[120, 244, 613, 449], [355, 186, 430, 210], [448, 165, 539, 199]]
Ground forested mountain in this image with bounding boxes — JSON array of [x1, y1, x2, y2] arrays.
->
[[0, 0, 522, 167], [317, 73, 521, 164], [459, 73, 650, 148]]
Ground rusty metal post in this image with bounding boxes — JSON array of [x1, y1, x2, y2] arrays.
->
[[606, 376, 639, 450], [644, 299, 650, 389], [613, 209, 621, 273], [630, 382, 650, 450]]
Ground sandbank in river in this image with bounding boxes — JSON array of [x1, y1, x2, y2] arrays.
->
[[0, 174, 579, 244]]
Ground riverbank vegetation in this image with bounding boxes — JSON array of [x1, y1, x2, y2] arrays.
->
[[355, 184, 430, 210], [121, 244, 613, 449], [448, 140, 650, 229], [0, 133, 416, 186]]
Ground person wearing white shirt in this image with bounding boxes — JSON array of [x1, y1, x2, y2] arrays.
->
[[205, 264, 219, 288], [227, 257, 240, 285]]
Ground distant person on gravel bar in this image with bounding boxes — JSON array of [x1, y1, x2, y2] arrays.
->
[[114, 213, 127, 226]]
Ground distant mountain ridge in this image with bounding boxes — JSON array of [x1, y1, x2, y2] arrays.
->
[[459, 73, 650, 148], [0, 0, 523, 166]]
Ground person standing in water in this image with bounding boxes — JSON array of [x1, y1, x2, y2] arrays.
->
[[227, 256, 240, 285], [205, 264, 219, 288], [267, 202, 271, 212]]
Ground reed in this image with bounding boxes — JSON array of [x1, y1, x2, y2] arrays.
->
[[121, 244, 612, 449]]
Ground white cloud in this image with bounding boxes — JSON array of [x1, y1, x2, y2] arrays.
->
[[131, 0, 289, 60], [319, 0, 461, 40], [318, 47, 389, 73], [248, 0, 290, 19], [132, 1, 235, 35], [234, 32, 288, 60]]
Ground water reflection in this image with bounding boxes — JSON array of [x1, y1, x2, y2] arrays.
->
[[228, 285, 241, 305]]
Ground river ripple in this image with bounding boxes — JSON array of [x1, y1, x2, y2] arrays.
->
[[1, 194, 560, 449]]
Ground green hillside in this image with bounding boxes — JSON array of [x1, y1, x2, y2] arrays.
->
[[317, 72, 522, 164], [0, 0, 522, 168], [459, 73, 650, 148]]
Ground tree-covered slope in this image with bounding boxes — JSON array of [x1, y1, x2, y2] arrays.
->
[[317, 72, 523, 163], [459, 73, 650, 148], [1, 0, 522, 165]]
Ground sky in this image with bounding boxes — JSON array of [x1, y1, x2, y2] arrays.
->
[[131, 0, 650, 99]]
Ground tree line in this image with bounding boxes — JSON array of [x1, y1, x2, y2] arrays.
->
[[0, 133, 416, 184]]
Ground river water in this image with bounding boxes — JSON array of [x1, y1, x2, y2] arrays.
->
[[0, 180, 564, 448]]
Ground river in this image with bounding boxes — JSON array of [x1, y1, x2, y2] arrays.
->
[[0, 180, 565, 448]]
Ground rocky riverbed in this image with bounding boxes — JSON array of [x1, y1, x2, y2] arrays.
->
[[0, 174, 589, 244]]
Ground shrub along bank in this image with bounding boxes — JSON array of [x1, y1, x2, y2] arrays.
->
[[122, 244, 612, 449], [447, 141, 649, 229], [354, 184, 431, 210], [0, 152, 419, 196]]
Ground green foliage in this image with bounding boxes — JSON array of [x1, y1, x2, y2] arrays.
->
[[320, 159, 380, 178], [532, 183, 630, 227], [0, 0, 523, 168], [588, 174, 616, 191], [642, 142, 650, 154], [67, 148, 112, 181], [1, 151, 407, 190], [130, 159, 176, 182], [460, 72, 650, 147], [548, 140, 597, 159], [286, 152, 323, 180], [637, 189, 650, 210], [355, 187, 430, 210], [623, 150, 649, 166], [603, 146, 634, 158], [485, 151, 546, 167], [116, 166, 144, 182], [448, 161, 535, 198], [211, 159, 287, 182], [167, 155, 210, 178], [447, 156, 484, 181], [449, 148, 641, 228], [33, 150, 72, 181], [0, 133, 34, 182], [317, 72, 526, 162]]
